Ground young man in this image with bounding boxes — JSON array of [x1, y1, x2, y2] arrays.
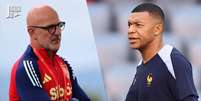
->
[[126, 3, 198, 101], [9, 5, 90, 101]]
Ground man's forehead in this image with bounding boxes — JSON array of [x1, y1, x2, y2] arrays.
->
[[30, 6, 58, 18], [128, 12, 151, 21], [27, 5, 59, 26]]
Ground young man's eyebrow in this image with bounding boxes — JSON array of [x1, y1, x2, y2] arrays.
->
[[129, 20, 144, 24]]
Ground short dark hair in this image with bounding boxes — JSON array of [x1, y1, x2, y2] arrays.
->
[[131, 3, 165, 22]]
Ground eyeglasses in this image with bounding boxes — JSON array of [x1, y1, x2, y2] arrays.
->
[[29, 21, 65, 35]]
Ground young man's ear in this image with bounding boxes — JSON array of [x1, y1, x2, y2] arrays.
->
[[154, 23, 163, 36]]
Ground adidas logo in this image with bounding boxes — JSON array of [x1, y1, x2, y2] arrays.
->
[[43, 74, 52, 84]]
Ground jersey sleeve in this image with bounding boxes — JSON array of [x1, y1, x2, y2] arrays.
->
[[171, 52, 198, 101], [181, 95, 198, 101], [15, 60, 51, 101], [64, 60, 91, 101]]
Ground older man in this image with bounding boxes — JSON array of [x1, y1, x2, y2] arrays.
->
[[9, 5, 90, 101]]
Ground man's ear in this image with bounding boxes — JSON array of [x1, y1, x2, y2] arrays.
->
[[27, 26, 37, 40], [154, 23, 163, 36]]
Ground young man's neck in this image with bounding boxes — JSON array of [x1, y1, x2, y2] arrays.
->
[[140, 40, 164, 64]]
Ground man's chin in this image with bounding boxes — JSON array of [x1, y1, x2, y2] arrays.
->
[[130, 44, 139, 49], [50, 45, 60, 52], [53, 48, 59, 52]]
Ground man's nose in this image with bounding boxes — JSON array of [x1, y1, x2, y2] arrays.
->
[[54, 27, 61, 35], [128, 25, 136, 34]]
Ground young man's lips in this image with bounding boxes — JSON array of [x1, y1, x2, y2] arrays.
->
[[128, 37, 139, 44], [129, 37, 139, 41]]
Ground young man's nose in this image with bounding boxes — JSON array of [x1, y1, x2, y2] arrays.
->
[[128, 25, 136, 34]]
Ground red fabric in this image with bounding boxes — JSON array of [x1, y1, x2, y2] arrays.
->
[[33, 47, 72, 100], [9, 46, 72, 101], [9, 59, 20, 101]]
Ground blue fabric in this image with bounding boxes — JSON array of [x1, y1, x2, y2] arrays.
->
[[126, 48, 198, 101], [64, 60, 91, 101], [16, 46, 51, 101], [15, 45, 91, 101]]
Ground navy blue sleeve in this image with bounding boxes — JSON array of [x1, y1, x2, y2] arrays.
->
[[71, 76, 91, 101], [181, 95, 198, 101], [64, 61, 91, 101], [16, 60, 51, 101], [171, 50, 198, 101]]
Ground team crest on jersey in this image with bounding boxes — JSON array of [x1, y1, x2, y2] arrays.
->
[[146, 73, 153, 87]]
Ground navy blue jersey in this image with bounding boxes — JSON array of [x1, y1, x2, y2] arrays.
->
[[9, 45, 90, 101], [126, 45, 198, 101]]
